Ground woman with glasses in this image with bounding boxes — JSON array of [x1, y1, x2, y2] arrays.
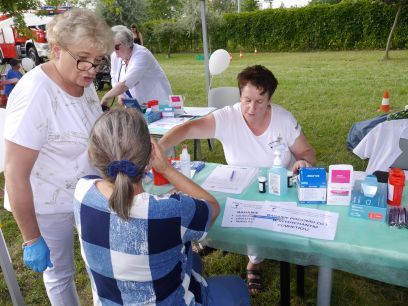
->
[[3, 8, 113, 305], [100, 25, 172, 109]]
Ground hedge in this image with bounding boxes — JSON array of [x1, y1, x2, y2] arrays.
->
[[143, 1, 408, 52]]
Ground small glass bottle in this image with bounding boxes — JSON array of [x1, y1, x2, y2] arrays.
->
[[258, 176, 266, 193]]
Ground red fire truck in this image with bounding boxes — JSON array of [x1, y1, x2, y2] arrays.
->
[[0, 7, 70, 65]]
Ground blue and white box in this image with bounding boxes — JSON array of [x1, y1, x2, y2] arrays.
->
[[349, 180, 387, 222], [161, 106, 175, 117], [297, 167, 327, 204]]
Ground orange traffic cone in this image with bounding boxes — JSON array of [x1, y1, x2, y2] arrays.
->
[[0, 74, 7, 107], [378, 90, 391, 112], [239, 51, 244, 59], [254, 48, 258, 54], [229, 52, 232, 62]]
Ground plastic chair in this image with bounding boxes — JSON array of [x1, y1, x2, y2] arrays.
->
[[200, 87, 240, 155], [208, 86, 240, 108]]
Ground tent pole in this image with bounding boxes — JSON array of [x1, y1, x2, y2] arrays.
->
[[201, 0, 210, 96]]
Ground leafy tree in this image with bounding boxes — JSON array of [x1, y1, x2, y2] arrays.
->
[[308, 0, 342, 5], [0, 0, 38, 32], [209, 0, 237, 13], [381, 0, 408, 60], [152, 20, 183, 57], [242, 0, 259, 12], [96, 0, 148, 26], [147, 0, 182, 19]]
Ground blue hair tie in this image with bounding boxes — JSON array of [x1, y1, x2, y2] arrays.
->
[[106, 160, 139, 179]]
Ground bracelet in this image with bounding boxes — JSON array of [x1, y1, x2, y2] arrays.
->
[[22, 236, 41, 248]]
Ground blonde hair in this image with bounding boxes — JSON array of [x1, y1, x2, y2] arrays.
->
[[88, 108, 151, 219], [47, 8, 114, 59]]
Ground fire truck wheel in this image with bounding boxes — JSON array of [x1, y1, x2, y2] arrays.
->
[[28, 48, 41, 65]]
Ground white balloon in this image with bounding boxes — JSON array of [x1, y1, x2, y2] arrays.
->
[[209, 49, 230, 76], [21, 58, 35, 72]]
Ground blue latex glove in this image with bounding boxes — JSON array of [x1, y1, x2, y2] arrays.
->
[[23, 237, 53, 272]]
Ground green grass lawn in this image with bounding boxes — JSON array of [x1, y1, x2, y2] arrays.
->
[[1, 50, 408, 305]]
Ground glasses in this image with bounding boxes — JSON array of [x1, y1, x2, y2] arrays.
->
[[62, 47, 103, 71], [114, 44, 121, 51]]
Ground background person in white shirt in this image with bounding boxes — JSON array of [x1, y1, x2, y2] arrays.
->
[[101, 25, 172, 108], [3, 8, 113, 305], [159, 65, 316, 294]]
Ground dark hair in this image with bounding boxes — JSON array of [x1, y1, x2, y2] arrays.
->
[[130, 23, 138, 31], [9, 58, 21, 67], [88, 108, 151, 219], [237, 65, 278, 98]]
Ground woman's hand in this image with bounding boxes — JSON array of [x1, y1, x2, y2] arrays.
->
[[291, 159, 311, 173], [150, 139, 169, 173]]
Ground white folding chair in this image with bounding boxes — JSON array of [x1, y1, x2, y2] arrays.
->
[[0, 108, 25, 305], [201, 87, 240, 154], [208, 86, 240, 109]]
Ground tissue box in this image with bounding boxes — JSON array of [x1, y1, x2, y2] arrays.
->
[[297, 167, 327, 204], [349, 180, 387, 222]]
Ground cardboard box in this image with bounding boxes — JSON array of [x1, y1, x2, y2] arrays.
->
[[297, 167, 327, 204], [349, 180, 387, 222]]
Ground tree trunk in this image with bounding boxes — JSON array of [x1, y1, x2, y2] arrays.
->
[[383, 2, 403, 60]]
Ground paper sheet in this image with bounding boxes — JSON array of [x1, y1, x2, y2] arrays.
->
[[221, 197, 339, 240], [148, 117, 191, 130], [202, 165, 258, 194], [183, 107, 217, 117]]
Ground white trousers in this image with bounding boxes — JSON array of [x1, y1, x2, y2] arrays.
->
[[37, 213, 80, 306], [248, 255, 264, 265]]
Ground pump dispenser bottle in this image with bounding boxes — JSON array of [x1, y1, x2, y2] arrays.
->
[[268, 150, 288, 196], [180, 144, 191, 178]]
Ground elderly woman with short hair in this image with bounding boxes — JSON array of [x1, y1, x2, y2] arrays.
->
[[4, 8, 113, 305], [101, 25, 172, 108]]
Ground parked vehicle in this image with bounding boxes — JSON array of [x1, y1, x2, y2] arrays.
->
[[0, 7, 70, 65]]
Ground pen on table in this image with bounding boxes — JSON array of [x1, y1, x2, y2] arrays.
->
[[229, 170, 235, 181]]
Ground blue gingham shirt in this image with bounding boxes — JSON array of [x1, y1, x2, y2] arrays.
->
[[73, 176, 212, 305]]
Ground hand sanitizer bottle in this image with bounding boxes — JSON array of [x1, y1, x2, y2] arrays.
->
[[180, 144, 191, 178], [268, 150, 288, 196]]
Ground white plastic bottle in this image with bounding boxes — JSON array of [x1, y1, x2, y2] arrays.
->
[[268, 150, 288, 196], [179, 144, 191, 178]]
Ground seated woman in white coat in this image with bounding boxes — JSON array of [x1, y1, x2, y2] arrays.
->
[[159, 65, 316, 294], [101, 25, 172, 109]]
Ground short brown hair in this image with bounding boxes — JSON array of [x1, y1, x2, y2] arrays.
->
[[237, 65, 278, 99]]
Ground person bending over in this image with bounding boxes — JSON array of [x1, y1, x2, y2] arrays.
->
[[159, 65, 316, 294], [101, 25, 172, 109], [74, 108, 250, 306]]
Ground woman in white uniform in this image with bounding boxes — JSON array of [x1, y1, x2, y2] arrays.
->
[[159, 65, 316, 294], [101, 25, 172, 109], [3, 8, 113, 305]]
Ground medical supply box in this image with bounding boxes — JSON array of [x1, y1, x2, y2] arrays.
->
[[349, 180, 387, 222], [296, 167, 327, 204]]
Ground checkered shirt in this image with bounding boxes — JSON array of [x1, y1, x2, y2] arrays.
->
[[73, 176, 212, 305]]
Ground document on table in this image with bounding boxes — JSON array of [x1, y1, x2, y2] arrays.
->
[[202, 165, 258, 194], [221, 198, 339, 240], [148, 117, 191, 130], [183, 107, 217, 117], [221, 198, 296, 228]]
